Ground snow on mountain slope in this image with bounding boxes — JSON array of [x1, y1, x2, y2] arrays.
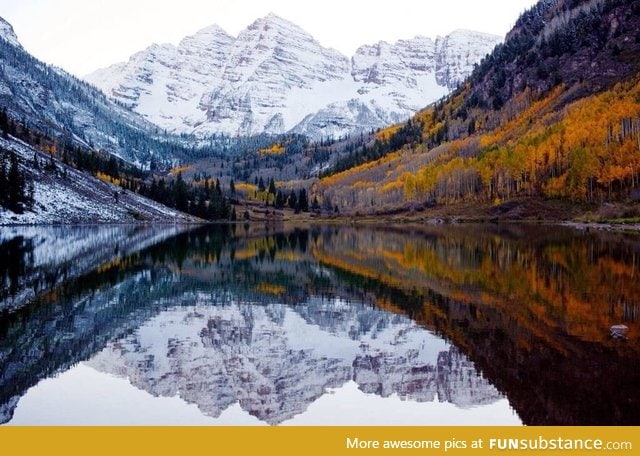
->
[[434, 29, 504, 89], [197, 14, 351, 137], [87, 25, 235, 132], [0, 16, 20, 48], [0, 17, 183, 166], [86, 15, 501, 140], [0, 135, 197, 225]]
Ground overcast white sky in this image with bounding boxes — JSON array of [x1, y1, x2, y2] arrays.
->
[[0, 0, 538, 77]]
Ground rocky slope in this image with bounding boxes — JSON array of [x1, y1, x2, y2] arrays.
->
[[0, 135, 197, 225], [86, 15, 501, 140], [0, 15, 20, 48]]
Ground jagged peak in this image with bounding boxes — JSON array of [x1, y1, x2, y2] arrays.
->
[[0, 16, 21, 48], [246, 12, 310, 36], [355, 30, 500, 56], [354, 36, 434, 56], [446, 28, 502, 40], [178, 23, 234, 48], [130, 42, 176, 61]]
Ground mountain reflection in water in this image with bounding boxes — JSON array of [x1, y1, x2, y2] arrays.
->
[[1, 224, 639, 425]]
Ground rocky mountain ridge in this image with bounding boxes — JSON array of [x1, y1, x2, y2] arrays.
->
[[86, 14, 501, 140]]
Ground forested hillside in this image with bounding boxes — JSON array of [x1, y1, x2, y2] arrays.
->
[[315, 0, 640, 216]]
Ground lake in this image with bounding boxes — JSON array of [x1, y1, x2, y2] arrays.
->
[[1, 223, 638, 425]]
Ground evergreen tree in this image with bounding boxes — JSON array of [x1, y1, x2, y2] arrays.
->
[[203, 178, 210, 197], [0, 109, 8, 138], [157, 179, 166, 202], [149, 178, 158, 199], [311, 196, 320, 213], [275, 190, 285, 209], [107, 156, 119, 178], [174, 172, 189, 212], [288, 189, 298, 212], [0, 154, 7, 207], [6, 151, 27, 213], [196, 191, 207, 219], [298, 188, 309, 212]]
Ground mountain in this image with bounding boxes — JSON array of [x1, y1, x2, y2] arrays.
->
[[0, 18, 169, 166], [0, 17, 252, 168], [316, 0, 640, 216], [0, 19, 204, 224], [86, 14, 501, 140], [0, 18, 270, 224]]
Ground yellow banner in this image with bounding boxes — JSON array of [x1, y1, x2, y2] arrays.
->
[[1, 426, 638, 456]]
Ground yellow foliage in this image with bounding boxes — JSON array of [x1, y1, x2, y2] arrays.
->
[[320, 152, 401, 187], [318, 76, 640, 209], [259, 143, 285, 155], [399, 79, 640, 203], [233, 248, 257, 261], [375, 124, 402, 142], [235, 182, 258, 194], [96, 172, 121, 186], [351, 180, 372, 189], [380, 180, 403, 194], [169, 165, 192, 176]]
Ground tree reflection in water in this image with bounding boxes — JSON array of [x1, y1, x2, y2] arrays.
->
[[1, 224, 638, 425]]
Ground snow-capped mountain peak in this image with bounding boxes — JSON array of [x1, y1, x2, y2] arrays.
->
[[86, 15, 501, 139], [0, 16, 21, 48]]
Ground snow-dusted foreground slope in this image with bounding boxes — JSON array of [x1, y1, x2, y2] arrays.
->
[[0, 136, 197, 225], [86, 14, 501, 140]]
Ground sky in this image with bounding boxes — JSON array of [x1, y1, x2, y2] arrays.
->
[[0, 0, 539, 77]]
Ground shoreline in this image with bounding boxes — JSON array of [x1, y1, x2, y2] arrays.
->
[[3, 216, 640, 233]]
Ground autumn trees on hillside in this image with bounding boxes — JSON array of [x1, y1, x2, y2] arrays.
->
[[317, 79, 640, 213]]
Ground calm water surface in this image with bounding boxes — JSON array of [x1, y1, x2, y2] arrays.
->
[[1, 223, 638, 425]]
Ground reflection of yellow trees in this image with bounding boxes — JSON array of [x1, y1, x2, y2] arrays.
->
[[255, 282, 286, 295], [274, 251, 304, 262], [234, 237, 279, 261], [233, 248, 258, 261], [313, 228, 640, 351]]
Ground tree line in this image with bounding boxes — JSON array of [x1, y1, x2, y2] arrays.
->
[[1, 108, 235, 220]]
